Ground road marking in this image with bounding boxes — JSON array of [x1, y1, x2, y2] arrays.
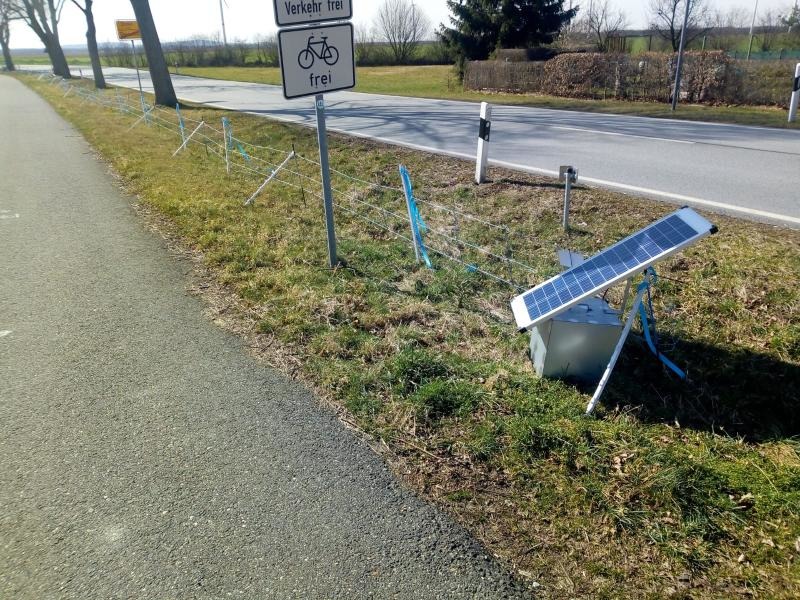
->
[[0, 214, 20, 220], [0, 331, 12, 338], [578, 177, 800, 226], [230, 105, 800, 228], [694, 140, 800, 157], [552, 126, 696, 145], [484, 158, 800, 227]]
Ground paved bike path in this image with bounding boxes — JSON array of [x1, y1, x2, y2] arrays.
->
[[0, 75, 528, 598]]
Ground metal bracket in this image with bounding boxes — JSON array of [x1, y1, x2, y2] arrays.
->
[[559, 165, 578, 184]]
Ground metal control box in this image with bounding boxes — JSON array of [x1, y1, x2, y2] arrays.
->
[[530, 297, 622, 383]]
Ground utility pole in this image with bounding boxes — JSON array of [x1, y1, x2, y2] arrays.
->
[[747, 0, 760, 60], [671, 0, 691, 111], [219, 0, 228, 46]]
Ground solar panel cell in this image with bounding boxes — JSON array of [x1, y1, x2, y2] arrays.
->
[[511, 208, 715, 331]]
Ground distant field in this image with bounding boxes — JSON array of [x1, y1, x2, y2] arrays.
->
[[179, 64, 800, 129], [11, 53, 91, 66]]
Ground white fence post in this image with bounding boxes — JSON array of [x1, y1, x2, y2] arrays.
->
[[243, 151, 296, 206], [222, 118, 232, 174], [789, 63, 800, 123], [559, 166, 578, 231], [475, 102, 492, 184], [172, 121, 205, 156], [176, 104, 186, 145]]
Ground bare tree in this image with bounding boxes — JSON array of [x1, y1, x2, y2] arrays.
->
[[129, 0, 176, 106], [70, 0, 104, 88], [579, 0, 628, 52], [708, 6, 748, 50], [1, 0, 16, 71], [758, 9, 783, 51], [648, 0, 712, 51], [254, 34, 278, 66], [9, 0, 71, 77], [354, 24, 378, 65], [374, 0, 430, 65]]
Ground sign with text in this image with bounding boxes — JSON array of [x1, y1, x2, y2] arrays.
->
[[274, 0, 352, 28], [115, 20, 141, 41], [278, 23, 355, 99]]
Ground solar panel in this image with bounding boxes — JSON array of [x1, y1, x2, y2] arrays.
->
[[511, 207, 716, 331]]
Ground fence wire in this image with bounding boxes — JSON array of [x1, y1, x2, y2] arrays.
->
[[34, 73, 545, 297]]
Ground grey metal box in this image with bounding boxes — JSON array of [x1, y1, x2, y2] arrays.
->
[[529, 297, 623, 383]]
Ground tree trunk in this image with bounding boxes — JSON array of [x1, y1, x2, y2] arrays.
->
[[1, 20, 15, 71], [82, 0, 105, 88], [129, 0, 176, 106], [13, 0, 70, 77], [45, 33, 71, 77]]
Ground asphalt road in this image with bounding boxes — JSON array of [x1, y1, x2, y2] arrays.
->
[[0, 75, 530, 598], [37, 65, 800, 228]]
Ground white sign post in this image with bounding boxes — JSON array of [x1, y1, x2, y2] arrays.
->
[[789, 62, 800, 123], [275, 0, 355, 269], [116, 20, 147, 122]]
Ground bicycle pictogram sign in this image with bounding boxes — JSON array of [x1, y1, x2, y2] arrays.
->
[[278, 22, 355, 99], [298, 35, 340, 70]]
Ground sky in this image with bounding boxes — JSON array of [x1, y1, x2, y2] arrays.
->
[[8, 0, 797, 50]]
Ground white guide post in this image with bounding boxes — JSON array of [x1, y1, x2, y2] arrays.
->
[[789, 63, 800, 123], [475, 102, 492, 184]]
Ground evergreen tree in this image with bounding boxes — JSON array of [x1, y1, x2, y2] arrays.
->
[[782, 3, 799, 33], [439, 0, 577, 63]]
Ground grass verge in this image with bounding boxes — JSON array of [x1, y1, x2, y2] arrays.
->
[[178, 64, 800, 130], [18, 73, 800, 598]]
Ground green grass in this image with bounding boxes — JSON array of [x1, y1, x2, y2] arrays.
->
[[19, 73, 800, 598], [179, 64, 800, 129], [11, 53, 92, 66]]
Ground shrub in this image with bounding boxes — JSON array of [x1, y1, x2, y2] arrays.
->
[[464, 51, 796, 107]]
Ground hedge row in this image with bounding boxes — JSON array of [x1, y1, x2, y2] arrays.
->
[[464, 51, 797, 107]]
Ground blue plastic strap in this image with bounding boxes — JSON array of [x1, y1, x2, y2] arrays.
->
[[222, 117, 233, 151], [399, 166, 432, 269], [236, 143, 251, 162], [637, 270, 686, 380], [176, 104, 186, 140]]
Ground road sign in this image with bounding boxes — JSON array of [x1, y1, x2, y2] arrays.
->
[[115, 20, 141, 41], [278, 23, 355, 100], [274, 0, 352, 28]]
